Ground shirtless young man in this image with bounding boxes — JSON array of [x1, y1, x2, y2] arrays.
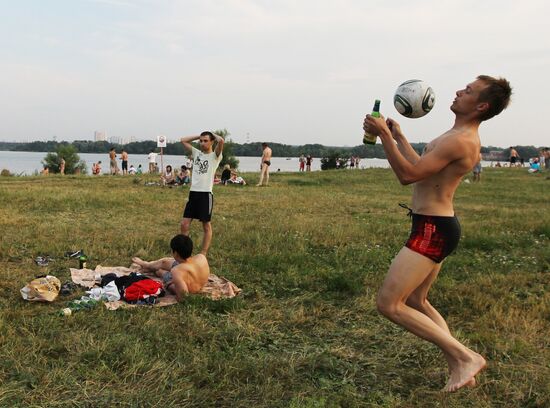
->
[[509, 146, 520, 167], [180, 131, 224, 255], [363, 75, 512, 392], [132, 234, 209, 301], [109, 148, 119, 175], [121, 149, 129, 175], [256, 143, 272, 186]]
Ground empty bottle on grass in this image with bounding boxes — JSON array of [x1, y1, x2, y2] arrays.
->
[[59, 296, 99, 316]]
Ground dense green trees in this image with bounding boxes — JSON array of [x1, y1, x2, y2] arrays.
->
[[212, 129, 239, 170], [1, 139, 544, 162], [42, 145, 87, 174]]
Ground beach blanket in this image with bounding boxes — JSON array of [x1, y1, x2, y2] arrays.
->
[[70, 264, 241, 310]]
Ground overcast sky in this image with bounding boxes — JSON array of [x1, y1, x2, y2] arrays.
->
[[1, 0, 548, 147]]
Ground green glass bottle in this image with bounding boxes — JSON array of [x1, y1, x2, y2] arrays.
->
[[363, 99, 381, 145], [78, 254, 88, 269]]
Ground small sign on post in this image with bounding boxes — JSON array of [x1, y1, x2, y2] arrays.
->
[[157, 135, 167, 174], [157, 135, 167, 148]]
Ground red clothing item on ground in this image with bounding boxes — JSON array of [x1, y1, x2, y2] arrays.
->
[[124, 279, 163, 301]]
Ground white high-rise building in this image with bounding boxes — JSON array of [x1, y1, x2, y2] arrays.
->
[[94, 131, 106, 141]]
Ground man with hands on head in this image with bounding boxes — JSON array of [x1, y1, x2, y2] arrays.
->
[[180, 131, 225, 255], [363, 75, 511, 392]]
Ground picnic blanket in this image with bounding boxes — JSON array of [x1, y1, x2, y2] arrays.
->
[[70, 264, 241, 310]]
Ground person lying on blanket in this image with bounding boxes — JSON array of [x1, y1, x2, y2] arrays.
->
[[132, 234, 209, 301]]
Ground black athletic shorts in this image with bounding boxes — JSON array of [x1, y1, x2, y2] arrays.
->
[[183, 191, 213, 222], [405, 213, 461, 263], [122, 160, 128, 171]]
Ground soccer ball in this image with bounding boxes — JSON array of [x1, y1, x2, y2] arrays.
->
[[393, 79, 436, 118]]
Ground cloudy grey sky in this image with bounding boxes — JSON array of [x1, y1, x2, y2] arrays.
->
[[1, 0, 548, 147]]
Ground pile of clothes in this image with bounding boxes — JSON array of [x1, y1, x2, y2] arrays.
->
[[88, 272, 165, 304]]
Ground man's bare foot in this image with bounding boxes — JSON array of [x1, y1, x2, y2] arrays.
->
[[131, 257, 150, 271], [443, 352, 486, 392], [256, 183, 262, 187]]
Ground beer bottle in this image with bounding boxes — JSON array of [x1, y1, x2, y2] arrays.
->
[[363, 99, 381, 145], [78, 254, 88, 269]]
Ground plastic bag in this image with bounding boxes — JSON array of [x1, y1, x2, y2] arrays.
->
[[20, 275, 61, 302], [86, 281, 120, 302]]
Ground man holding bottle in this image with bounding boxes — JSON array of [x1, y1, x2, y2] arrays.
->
[[363, 75, 512, 392]]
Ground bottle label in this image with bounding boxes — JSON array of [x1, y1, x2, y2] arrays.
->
[[363, 134, 377, 145]]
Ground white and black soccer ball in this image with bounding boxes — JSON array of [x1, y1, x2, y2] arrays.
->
[[393, 79, 436, 118]]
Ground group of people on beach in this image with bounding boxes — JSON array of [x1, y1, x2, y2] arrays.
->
[[506, 146, 550, 170], [134, 75, 513, 393], [479, 146, 549, 175], [160, 164, 191, 186], [525, 147, 549, 173], [298, 154, 313, 172]]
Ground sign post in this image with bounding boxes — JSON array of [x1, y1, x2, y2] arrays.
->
[[157, 135, 167, 174]]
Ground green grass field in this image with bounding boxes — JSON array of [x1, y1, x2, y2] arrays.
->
[[0, 168, 549, 407]]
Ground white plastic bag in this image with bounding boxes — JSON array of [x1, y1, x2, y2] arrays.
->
[[86, 281, 120, 302]]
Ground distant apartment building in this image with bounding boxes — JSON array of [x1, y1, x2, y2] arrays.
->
[[104, 136, 136, 145], [94, 131, 106, 142], [109, 136, 122, 145]]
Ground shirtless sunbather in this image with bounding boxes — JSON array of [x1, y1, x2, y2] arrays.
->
[[132, 234, 209, 301]]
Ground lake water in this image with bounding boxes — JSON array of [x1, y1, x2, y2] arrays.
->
[[0, 150, 498, 176], [0, 151, 395, 175]]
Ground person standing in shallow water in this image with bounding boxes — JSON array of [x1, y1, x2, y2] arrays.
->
[[364, 75, 512, 392]]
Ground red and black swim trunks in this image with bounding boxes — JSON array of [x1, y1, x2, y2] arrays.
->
[[405, 213, 461, 263]]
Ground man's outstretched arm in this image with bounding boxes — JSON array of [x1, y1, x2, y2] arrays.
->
[[364, 114, 464, 185]]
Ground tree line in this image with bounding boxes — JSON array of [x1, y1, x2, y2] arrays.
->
[[0, 140, 544, 161]]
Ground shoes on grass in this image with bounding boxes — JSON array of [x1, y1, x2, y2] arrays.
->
[[64, 250, 83, 258], [34, 256, 53, 267], [60, 281, 78, 296]]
